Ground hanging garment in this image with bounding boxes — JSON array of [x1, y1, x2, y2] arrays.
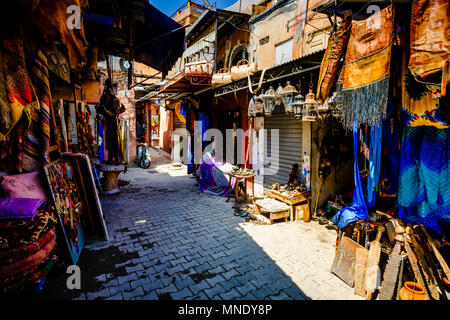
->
[[0, 43, 52, 172], [0, 37, 37, 142], [408, 0, 450, 89], [317, 10, 352, 104], [367, 120, 383, 207], [32, 0, 89, 71], [380, 102, 401, 197], [332, 121, 369, 229], [341, 5, 394, 130], [398, 126, 450, 234], [27, 49, 51, 166], [402, 48, 449, 129]]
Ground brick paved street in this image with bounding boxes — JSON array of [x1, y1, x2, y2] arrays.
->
[[41, 148, 363, 300]]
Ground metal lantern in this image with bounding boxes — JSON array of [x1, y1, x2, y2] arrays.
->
[[328, 91, 343, 119], [275, 83, 284, 105], [255, 90, 265, 116], [317, 101, 330, 121], [292, 92, 304, 119], [281, 81, 298, 115], [301, 88, 318, 121], [262, 86, 276, 116]]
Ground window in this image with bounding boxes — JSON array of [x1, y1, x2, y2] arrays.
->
[[275, 39, 293, 66], [259, 36, 269, 46]]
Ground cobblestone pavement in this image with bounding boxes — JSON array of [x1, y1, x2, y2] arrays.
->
[[40, 148, 363, 301]]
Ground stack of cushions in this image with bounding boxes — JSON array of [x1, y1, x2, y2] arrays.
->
[[0, 171, 58, 292]]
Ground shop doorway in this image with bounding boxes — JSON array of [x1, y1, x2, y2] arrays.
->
[[218, 110, 242, 165]]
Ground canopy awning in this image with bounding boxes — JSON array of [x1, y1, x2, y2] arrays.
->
[[158, 72, 212, 94], [85, 0, 185, 79]]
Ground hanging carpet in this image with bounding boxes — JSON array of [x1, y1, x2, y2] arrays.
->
[[341, 5, 394, 130], [316, 10, 352, 104], [408, 0, 450, 91]]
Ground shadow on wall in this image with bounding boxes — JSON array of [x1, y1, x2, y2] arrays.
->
[[311, 117, 354, 212]]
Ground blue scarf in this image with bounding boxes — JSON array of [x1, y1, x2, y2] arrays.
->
[[332, 120, 369, 229], [367, 120, 383, 206]]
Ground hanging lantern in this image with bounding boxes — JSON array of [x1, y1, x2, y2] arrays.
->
[[317, 101, 330, 121], [281, 81, 298, 115], [301, 87, 318, 121], [255, 90, 265, 116], [328, 91, 343, 119], [262, 86, 276, 116], [275, 83, 284, 105], [292, 92, 304, 119]]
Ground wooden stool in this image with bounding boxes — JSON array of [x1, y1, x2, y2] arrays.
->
[[253, 198, 290, 224], [96, 163, 126, 195]]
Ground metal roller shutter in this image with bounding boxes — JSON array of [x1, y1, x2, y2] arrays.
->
[[264, 115, 303, 188]]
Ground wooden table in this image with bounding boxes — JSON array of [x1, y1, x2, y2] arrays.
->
[[265, 190, 311, 222], [223, 171, 255, 203], [253, 198, 291, 225]]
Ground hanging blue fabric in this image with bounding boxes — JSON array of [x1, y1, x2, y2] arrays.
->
[[367, 120, 383, 206], [398, 126, 450, 234], [332, 120, 369, 229], [381, 102, 400, 196], [99, 123, 105, 163], [180, 103, 187, 118]]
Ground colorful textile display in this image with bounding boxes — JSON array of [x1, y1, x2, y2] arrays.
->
[[1, 253, 58, 293], [0, 204, 57, 290], [402, 92, 449, 129], [341, 5, 394, 130], [196, 152, 236, 197], [27, 49, 51, 166], [0, 42, 53, 173], [408, 0, 450, 90], [402, 49, 449, 129], [0, 228, 55, 265], [317, 11, 352, 104], [398, 126, 449, 234], [0, 37, 38, 143], [0, 234, 55, 278], [332, 121, 369, 229], [0, 206, 57, 252]]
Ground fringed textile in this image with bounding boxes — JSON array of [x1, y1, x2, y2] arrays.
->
[[341, 5, 394, 130]]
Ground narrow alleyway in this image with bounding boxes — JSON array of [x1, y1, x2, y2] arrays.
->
[[40, 148, 363, 300]]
